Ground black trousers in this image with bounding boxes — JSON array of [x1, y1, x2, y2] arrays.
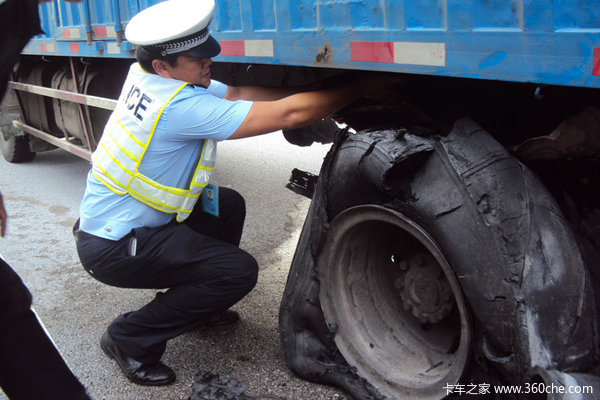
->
[[0, 257, 89, 399], [74, 187, 258, 364]]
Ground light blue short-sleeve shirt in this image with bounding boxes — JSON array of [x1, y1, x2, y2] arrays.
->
[[79, 79, 253, 240]]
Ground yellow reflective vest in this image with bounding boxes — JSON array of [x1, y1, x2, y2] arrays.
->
[[92, 63, 216, 222]]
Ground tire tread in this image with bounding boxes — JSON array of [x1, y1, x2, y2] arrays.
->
[[0, 134, 36, 163]]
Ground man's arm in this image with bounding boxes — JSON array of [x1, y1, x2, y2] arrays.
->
[[229, 84, 360, 139], [227, 74, 403, 140]]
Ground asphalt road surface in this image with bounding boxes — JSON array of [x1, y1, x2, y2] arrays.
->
[[0, 133, 349, 400]]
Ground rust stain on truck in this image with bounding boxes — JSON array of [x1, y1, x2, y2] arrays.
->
[[315, 43, 333, 64]]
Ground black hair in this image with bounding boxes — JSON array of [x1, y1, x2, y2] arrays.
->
[[135, 47, 180, 74]]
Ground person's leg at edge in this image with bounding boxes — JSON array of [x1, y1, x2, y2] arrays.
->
[[0, 257, 90, 399]]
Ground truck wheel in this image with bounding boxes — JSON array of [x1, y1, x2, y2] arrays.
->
[[319, 205, 470, 400], [0, 130, 36, 163], [0, 90, 36, 163], [280, 117, 596, 400]]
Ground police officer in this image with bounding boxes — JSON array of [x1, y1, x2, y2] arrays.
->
[[74, 0, 386, 386]]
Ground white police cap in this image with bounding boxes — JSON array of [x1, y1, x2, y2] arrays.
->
[[125, 0, 221, 58]]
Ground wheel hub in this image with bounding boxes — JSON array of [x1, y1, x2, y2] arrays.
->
[[396, 253, 454, 324]]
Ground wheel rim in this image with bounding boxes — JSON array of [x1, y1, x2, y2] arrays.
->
[[319, 205, 471, 400]]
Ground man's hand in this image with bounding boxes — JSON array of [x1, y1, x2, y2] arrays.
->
[[0, 192, 6, 238]]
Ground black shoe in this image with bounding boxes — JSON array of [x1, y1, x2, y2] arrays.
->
[[100, 331, 175, 386], [203, 310, 240, 327]]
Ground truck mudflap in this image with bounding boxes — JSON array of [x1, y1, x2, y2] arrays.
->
[[279, 118, 599, 400]]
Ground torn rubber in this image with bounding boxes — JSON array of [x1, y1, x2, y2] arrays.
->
[[279, 117, 598, 399]]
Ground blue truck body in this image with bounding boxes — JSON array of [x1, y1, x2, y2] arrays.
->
[[23, 0, 600, 89]]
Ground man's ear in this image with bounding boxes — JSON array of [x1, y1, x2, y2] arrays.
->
[[152, 59, 171, 78]]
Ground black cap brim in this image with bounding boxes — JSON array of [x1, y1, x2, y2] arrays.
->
[[180, 35, 221, 59]]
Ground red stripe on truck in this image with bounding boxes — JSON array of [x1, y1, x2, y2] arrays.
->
[[351, 41, 394, 63], [594, 48, 600, 76], [94, 26, 107, 38], [220, 40, 246, 56]]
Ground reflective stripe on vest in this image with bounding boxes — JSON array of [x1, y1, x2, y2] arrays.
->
[[91, 63, 216, 222]]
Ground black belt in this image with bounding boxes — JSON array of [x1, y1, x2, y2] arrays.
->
[[72, 219, 130, 243]]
